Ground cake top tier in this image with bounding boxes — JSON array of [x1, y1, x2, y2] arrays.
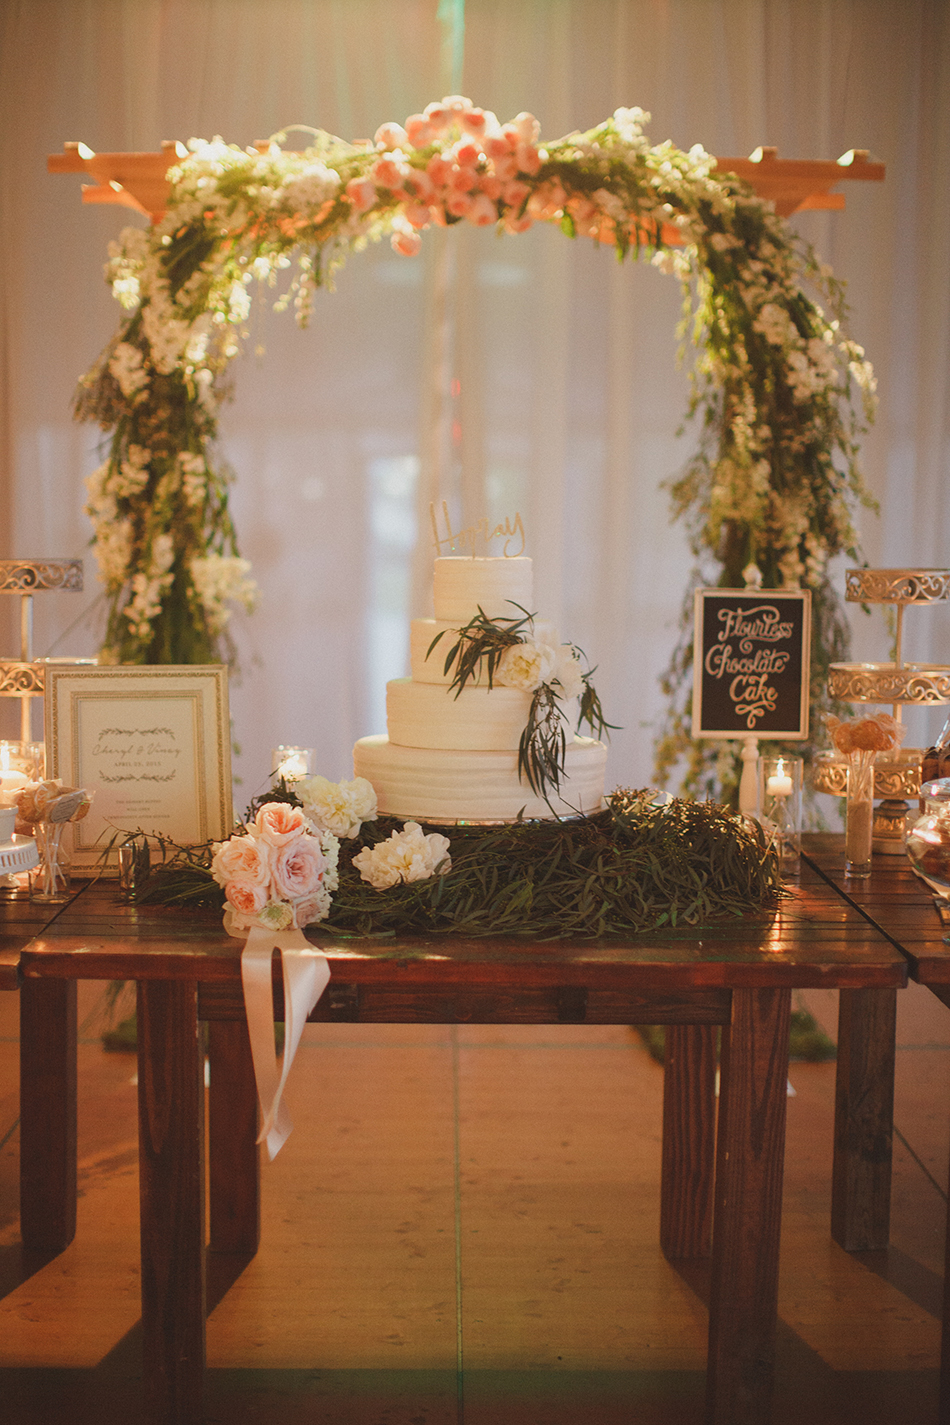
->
[[433, 556, 533, 623]]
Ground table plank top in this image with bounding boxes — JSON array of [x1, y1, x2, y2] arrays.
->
[[15, 855, 906, 991], [803, 831, 950, 985]]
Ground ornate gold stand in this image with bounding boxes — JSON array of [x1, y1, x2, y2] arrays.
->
[[0, 559, 83, 742], [819, 569, 950, 852]]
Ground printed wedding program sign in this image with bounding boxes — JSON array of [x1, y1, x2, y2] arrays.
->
[[44, 665, 232, 873], [692, 589, 812, 740]]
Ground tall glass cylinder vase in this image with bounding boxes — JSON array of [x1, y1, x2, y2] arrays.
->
[[29, 822, 70, 902], [845, 756, 875, 877], [757, 756, 803, 875]]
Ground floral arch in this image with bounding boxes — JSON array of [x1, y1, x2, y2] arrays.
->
[[72, 98, 877, 795]]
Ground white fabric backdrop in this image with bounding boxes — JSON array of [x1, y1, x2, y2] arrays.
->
[[1, 0, 948, 809]]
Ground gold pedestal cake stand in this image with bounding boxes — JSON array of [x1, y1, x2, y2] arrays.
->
[[814, 569, 950, 852]]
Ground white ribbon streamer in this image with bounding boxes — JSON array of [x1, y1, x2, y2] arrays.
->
[[240, 926, 330, 1160]]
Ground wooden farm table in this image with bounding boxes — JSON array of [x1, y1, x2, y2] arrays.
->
[[802, 833, 950, 1421], [11, 854, 906, 1425]]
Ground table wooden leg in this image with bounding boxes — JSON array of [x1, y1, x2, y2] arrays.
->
[[832, 986, 896, 1251], [19, 977, 77, 1253], [706, 986, 790, 1425], [208, 1017, 260, 1255], [660, 1023, 716, 1258], [137, 980, 206, 1425]]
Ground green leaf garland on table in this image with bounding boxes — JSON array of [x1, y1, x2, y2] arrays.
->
[[127, 788, 783, 939], [73, 98, 876, 797]]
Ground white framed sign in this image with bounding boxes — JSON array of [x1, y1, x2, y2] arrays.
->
[[692, 588, 812, 740], [44, 663, 232, 874]]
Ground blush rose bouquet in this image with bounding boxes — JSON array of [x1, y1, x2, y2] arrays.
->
[[211, 800, 340, 937]]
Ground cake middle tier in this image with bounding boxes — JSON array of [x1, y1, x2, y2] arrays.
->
[[386, 677, 577, 751]]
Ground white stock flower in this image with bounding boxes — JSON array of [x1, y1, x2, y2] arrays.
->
[[753, 302, 794, 346], [496, 639, 557, 693], [190, 554, 257, 633], [109, 342, 149, 397], [92, 518, 133, 589], [297, 775, 378, 839], [352, 822, 452, 891], [276, 162, 341, 213]]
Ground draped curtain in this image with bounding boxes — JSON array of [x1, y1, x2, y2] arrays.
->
[[1, 0, 948, 805]]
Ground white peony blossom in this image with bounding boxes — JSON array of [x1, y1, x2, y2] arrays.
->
[[352, 822, 451, 891], [297, 775, 378, 839], [551, 644, 585, 702], [496, 639, 557, 692]]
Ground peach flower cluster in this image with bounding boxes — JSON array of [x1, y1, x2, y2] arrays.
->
[[352, 821, 452, 892], [211, 801, 339, 936], [354, 96, 565, 256]]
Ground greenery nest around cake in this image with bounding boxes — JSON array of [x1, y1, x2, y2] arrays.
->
[[124, 787, 783, 939]]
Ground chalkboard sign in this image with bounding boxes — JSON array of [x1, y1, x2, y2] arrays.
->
[[692, 588, 811, 739]]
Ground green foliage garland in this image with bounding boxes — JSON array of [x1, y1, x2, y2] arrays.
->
[[129, 787, 782, 939], [73, 98, 876, 794]]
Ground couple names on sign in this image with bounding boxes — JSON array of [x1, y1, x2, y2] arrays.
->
[[692, 589, 811, 739], [430, 501, 526, 558], [43, 664, 232, 872]]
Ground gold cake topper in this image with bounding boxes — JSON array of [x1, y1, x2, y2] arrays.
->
[[429, 501, 525, 558]]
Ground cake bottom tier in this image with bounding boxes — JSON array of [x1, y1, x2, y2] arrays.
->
[[353, 734, 607, 823]]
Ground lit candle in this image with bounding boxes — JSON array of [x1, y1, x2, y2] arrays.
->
[[0, 743, 29, 804], [766, 759, 793, 797], [272, 746, 314, 783]]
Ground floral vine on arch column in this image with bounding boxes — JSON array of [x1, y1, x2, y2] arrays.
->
[[74, 97, 877, 790]]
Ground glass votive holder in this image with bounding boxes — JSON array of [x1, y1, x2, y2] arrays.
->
[[271, 746, 314, 783], [757, 755, 803, 874], [0, 740, 43, 806]]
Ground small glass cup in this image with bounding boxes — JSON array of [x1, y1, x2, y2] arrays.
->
[[905, 778, 950, 936], [757, 756, 803, 875], [29, 822, 70, 903], [845, 756, 875, 877], [271, 746, 314, 783]]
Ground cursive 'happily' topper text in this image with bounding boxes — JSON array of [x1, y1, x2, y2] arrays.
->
[[430, 501, 525, 558]]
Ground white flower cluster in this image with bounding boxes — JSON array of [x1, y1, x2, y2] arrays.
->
[[296, 775, 378, 840], [109, 342, 149, 398], [275, 161, 341, 214], [124, 533, 175, 640], [189, 553, 257, 633], [352, 822, 452, 891]]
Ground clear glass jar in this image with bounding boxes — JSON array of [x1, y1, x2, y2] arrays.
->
[[905, 777, 950, 893]]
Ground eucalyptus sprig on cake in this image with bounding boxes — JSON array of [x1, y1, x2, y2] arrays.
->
[[429, 604, 615, 802]]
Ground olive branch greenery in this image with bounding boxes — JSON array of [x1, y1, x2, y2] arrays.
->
[[117, 786, 783, 938], [429, 604, 617, 803]]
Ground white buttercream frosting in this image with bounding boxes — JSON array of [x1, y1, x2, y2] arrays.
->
[[433, 556, 533, 623], [353, 735, 606, 823]]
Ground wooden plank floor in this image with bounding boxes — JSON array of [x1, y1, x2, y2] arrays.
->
[[0, 980, 946, 1424]]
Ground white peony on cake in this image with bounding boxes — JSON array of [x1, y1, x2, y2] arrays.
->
[[353, 555, 608, 822]]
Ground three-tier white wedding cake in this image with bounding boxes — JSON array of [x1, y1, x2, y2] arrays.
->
[[353, 556, 608, 822]]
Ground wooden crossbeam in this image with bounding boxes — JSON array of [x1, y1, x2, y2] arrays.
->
[[48, 140, 885, 226]]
